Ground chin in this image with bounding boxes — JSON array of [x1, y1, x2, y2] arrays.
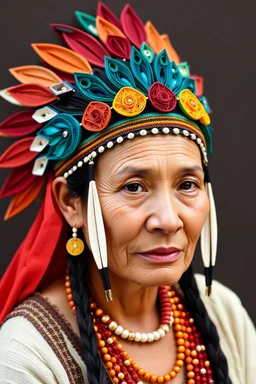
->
[[132, 264, 188, 287]]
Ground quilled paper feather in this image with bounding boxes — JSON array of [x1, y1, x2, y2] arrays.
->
[[0, 110, 41, 137], [97, 2, 123, 31], [161, 34, 180, 64], [51, 24, 109, 68], [0, 161, 36, 198], [8, 83, 57, 107], [4, 174, 46, 220], [32, 43, 93, 74], [121, 4, 147, 49], [105, 35, 131, 59], [74, 11, 98, 37], [9, 65, 62, 87], [96, 16, 125, 43], [0, 137, 37, 168], [145, 21, 164, 54]]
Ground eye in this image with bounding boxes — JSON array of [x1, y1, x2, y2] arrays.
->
[[178, 181, 198, 191], [123, 183, 145, 193]]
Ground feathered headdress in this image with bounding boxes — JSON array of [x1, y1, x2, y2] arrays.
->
[[0, 3, 216, 314]]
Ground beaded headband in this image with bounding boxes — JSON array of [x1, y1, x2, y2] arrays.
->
[[0, 3, 216, 299]]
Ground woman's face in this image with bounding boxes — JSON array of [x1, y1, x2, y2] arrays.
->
[[83, 134, 209, 287]]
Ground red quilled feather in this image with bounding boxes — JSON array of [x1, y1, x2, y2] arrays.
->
[[0, 161, 36, 198], [97, 2, 123, 31], [51, 24, 110, 68], [105, 35, 131, 59], [0, 137, 38, 168], [4, 173, 46, 220], [121, 4, 147, 49], [8, 84, 57, 107], [0, 110, 41, 137]]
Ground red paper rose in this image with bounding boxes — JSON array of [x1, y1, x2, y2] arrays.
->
[[82, 101, 112, 132], [148, 82, 177, 112]]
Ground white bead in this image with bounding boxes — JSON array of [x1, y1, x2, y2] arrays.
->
[[107, 141, 113, 148], [91, 151, 97, 158], [98, 146, 105, 153], [107, 337, 114, 344], [152, 331, 160, 341], [73, 228, 78, 233], [201, 345, 206, 351], [83, 156, 89, 163], [173, 128, 180, 135], [138, 382, 144, 384], [200, 142, 204, 148], [68, 169, 73, 175], [196, 138, 202, 144], [162, 127, 170, 134], [64, 172, 68, 178], [117, 136, 123, 143], [78, 161, 83, 168], [72, 165, 77, 172], [151, 128, 159, 134], [140, 129, 147, 136], [108, 321, 117, 331], [190, 133, 196, 140], [128, 132, 135, 139], [101, 315, 110, 323], [183, 129, 189, 136], [157, 328, 165, 338], [134, 332, 142, 342], [115, 325, 123, 335], [121, 329, 129, 339], [147, 333, 154, 342], [170, 316, 174, 325], [141, 333, 148, 342], [196, 345, 202, 352], [200, 368, 206, 374], [159, 324, 170, 333], [72, 233, 77, 238]]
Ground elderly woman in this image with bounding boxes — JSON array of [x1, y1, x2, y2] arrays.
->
[[0, 3, 255, 384]]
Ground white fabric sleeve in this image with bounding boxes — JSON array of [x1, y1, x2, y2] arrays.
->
[[0, 316, 70, 384], [195, 274, 256, 384]]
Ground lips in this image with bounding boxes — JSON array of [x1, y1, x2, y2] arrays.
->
[[138, 247, 182, 263]]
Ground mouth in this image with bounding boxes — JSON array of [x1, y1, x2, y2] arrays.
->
[[137, 247, 182, 263]]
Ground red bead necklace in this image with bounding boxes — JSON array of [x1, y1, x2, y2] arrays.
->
[[65, 271, 214, 384]]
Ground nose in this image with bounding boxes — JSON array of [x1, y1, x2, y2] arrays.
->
[[145, 191, 183, 235]]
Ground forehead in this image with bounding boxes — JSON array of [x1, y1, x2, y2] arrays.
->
[[96, 134, 203, 174]]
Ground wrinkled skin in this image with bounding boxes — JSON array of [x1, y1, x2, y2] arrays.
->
[[52, 134, 209, 382]]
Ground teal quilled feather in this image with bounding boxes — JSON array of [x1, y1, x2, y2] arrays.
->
[[140, 42, 155, 63], [74, 11, 98, 37], [130, 46, 154, 93], [199, 96, 211, 114], [74, 73, 116, 103], [153, 50, 182, 93], [37, 114, 82, 160], [104, 57, 137, 90], [177, 62, 190, 78]]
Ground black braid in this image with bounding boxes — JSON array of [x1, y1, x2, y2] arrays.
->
[[67, 252, 109, 384], [179, 266, 232, 384]]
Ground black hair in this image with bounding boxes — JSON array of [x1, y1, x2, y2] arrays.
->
[[66, 148, 232, 384]]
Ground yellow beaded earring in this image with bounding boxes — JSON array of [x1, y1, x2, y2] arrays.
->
[[66, 224, 84, 256]]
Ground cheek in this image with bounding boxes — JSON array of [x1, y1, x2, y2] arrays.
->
[[183, 193, 209, 245], [101, 196, 145, 252]]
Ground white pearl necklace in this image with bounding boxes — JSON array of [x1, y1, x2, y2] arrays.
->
[[100, 314, 174, 343]]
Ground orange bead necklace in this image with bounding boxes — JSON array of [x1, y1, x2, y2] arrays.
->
[[65, 271, 214, 384]]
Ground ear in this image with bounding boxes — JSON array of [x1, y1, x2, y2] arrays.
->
[[52, 176, 84, 228]]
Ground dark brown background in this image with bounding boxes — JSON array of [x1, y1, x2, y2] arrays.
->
[[0, 0, 255, 325]]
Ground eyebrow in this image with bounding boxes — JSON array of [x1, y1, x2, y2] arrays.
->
[[116, 165, 204, 176]]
